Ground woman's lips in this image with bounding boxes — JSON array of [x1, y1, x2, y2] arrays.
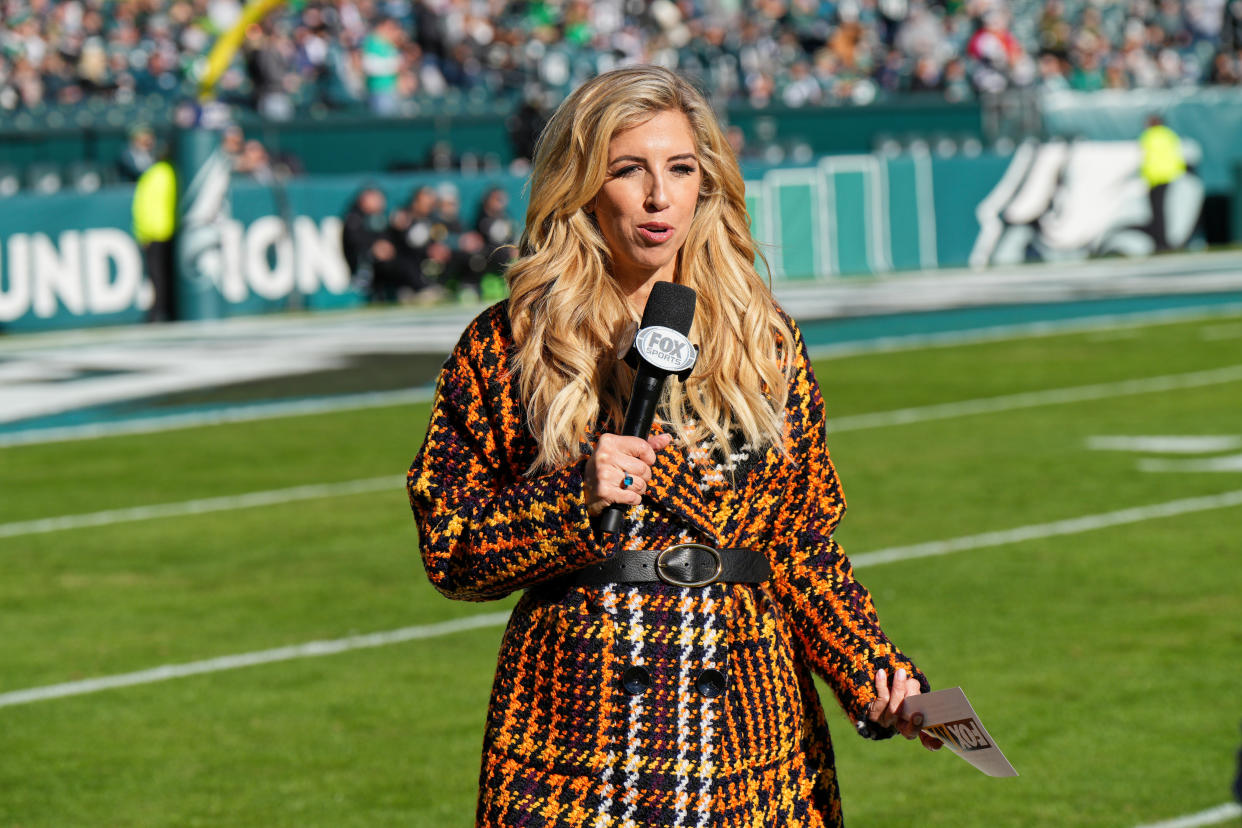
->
[[637, 223, 673, 243]]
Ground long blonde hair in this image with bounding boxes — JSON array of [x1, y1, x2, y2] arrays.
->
[[507, 65, 795, 472]]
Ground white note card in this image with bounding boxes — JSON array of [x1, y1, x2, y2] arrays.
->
[[900, 686, 1018, 778]]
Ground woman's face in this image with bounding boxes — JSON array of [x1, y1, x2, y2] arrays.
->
[[590, 109, 702, 298]]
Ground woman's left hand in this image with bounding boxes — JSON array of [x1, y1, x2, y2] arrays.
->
[[868, 668, 943, 751]]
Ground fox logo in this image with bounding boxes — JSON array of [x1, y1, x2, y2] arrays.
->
[[634, 326, 696, 373], [926, 718, 993, 752]]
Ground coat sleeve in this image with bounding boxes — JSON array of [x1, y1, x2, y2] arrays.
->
[[764, 322, 929, 739], [407, 316, 612, 602]]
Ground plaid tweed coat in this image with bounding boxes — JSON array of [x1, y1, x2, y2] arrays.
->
[[408, 302, 928, 827]]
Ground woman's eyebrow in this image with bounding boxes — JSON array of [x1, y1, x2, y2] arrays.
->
[[608, 152, 699, 166]]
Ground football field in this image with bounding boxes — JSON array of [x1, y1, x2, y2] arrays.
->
[[2, 307, 1241, 826]]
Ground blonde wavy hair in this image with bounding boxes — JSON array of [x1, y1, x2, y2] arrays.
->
[[507, 65, 796, 472]]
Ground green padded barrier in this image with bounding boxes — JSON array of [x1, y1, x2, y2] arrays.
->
[[884, 155, 927, 272], [827, 167, 871, 276], [765, 170, 820, 281]]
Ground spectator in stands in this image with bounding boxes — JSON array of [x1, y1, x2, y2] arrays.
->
[[117, 124, 157, 183], [942, 58, 974, 102], [244, 23, 294, 121], [967, 9, 1028, 93], [1037, 53, 1072, 91], [781, 59, 825, 106], [361, 15, 403, 115], [133, 48, 180, 100], [1070, 50, 1107, 91], [1210, 51, 1240, 83], [4, 0, 1242, 127]]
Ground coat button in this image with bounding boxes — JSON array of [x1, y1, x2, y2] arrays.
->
[[621, 665, 651, 696], [696, 668, 726, 698]]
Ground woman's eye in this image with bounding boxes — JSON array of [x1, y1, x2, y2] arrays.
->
[[672, 164, 698, 175], [612, 164, 642, 177]]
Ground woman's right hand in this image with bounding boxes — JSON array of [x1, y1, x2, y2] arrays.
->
[[583, 432, 672, 518]]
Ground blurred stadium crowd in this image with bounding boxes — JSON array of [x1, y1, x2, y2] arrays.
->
[[2, 0, 1242, 120]]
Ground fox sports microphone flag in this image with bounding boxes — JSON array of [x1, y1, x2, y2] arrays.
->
[[598, 281, 698, 535]]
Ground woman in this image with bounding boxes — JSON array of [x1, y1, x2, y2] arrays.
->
[[408, 65, 938, 827]]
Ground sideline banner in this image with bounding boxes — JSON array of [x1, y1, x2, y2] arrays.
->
[[0, 190, 149, 331], [0, 169, 527, 333], [0, 183, 360, 333], [0, 141, 1207, 333]]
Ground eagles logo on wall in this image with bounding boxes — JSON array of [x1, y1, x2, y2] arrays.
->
[[970, 139, 1205, 267]]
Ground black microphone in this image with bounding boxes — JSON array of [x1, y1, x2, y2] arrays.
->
[[597, 281, 698, 535]]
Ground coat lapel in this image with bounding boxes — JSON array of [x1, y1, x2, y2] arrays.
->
[[643, 426, 720, 543]]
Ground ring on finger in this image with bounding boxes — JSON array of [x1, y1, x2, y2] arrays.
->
[[620, 474, 634, 490]]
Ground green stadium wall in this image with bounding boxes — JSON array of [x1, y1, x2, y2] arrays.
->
[[0, 143, 1193, 333]]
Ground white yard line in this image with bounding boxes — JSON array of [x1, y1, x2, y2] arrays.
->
[[829, 364, 1242, 433], [1134, 803, 1242, 828], [849, 488, 1242, 567], [3, 488, 1241, 708], [0, 477, 401, 539], [0, 612, 512, 709]]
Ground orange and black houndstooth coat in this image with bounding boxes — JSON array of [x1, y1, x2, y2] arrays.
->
[[408, 302, 928, 827]]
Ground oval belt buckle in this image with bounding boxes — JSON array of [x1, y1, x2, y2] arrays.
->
[[656, 543, 723, 588]]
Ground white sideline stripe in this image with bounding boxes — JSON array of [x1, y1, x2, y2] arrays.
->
[[4, 488, 1242, 709], [0, 387, 437, 448], [829, 364, 1242, 433], [1134, 803, 1242, 828], [850, 488, 1242, 568], [0, 612, 512, 709], [0, 477, 401, 539]]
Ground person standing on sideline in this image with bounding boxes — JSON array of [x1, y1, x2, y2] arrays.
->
[[132, 152, 177, 322], [408, 65, 939, 827], [341, 185, 398, 300], [1139, 114, 1186, 252]]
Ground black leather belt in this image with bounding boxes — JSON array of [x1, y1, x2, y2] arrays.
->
[[563, 543, 771, 588]]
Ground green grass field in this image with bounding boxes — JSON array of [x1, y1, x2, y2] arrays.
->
[[3, 309, 1242, 826]]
